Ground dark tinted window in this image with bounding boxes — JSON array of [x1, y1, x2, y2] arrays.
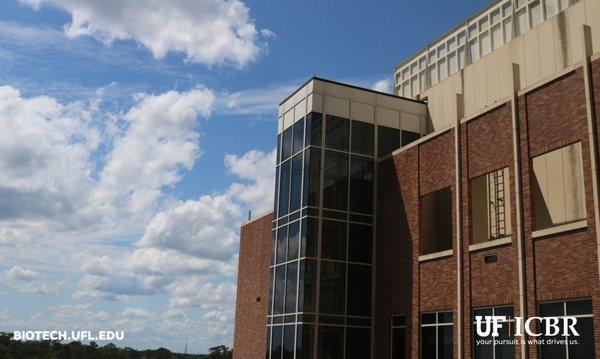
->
[[321, 219, 347, 260], [401, 130, 421, 146], [421, 188, 453, 255], [277, 133, 282, 164], [351, 121, 374, 156], [325, 115, 349, 151], [282, 127, 293, 161], [421, 326, 436, 359], [378, 126, 400, 157], [274, 166, 279, 214], [350, 155, 374, 214], [348, 223, 373, 263], [290, 153, 303, 212], [306, 112, 322, 147], [276, 226, 288, 264], [274, 265, 285, 314], [318, 325, 343, 359], [301, 217, 318, 258], [285, 261, 298, 313], [283, 325, 295, 359], [323, 151, 348, 210], [392, 326, 406, 359], [271, 326, 283, 359], [319, 261, 346, 315], [296, 324, 314, 359], [347, 264, 372, 316], [293, 118, 305, 154], [266, 327, 272, 359], [278, 160, 291, 216], [345, 327, 371, 359], [298, 259, 317, 313], [438, 325, 453, 359], [288, 221, 299, 260], [303, 148, 321, 207]]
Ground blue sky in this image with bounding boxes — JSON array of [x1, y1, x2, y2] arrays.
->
[[0, 0, 489, 353]]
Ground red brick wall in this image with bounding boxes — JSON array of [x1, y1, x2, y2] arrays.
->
[[233, 213, 272, 359]]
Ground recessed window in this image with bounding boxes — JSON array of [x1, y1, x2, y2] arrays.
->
[[421, 311, 453, 359], [473, 306, 515, 358], [323, 151, 349, 211], [348, 223, 373, 264], [392, 315, 407, 359], [346, 264, 371, 316], [421, 188, 453, 255], [350, 155, 374, 214], [401, 130, 421, 146], [532, 142, 586, 230], [345, 327, 371, 359], [539, 299, 595, 358], [471, 167, 512, 244]]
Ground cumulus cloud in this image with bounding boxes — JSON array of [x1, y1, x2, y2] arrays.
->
[[21, 0, 272, 67], [1, 266, 57, 295], [371, 78, 391, 93]]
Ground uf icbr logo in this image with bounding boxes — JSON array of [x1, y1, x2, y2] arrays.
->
[[474, 316, 579, 337]]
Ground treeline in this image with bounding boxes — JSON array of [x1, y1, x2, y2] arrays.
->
[[0, 332, 233, 359]]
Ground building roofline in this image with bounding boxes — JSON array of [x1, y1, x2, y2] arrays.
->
[[394, 0, 503, 73], [279, 76, 427, 106]]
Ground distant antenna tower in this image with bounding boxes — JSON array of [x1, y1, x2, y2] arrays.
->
[[248, 210, 251, 220], [184, 338, 188, 355]]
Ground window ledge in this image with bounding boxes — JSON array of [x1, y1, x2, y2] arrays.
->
[[468, 236, 512, 252], [532, 220, 588, 239], [419, 249, 453, 262]]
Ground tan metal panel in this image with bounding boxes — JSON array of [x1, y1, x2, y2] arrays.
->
[[567, 3, 586, 65], [283, 109, 294, 131], [376, 106, 400, 128], [524, 28, 542, 86], [497, 46, 513, 98], [324, 95, 350, 118], [551, 14, 570, 71], [294, 99, 306, 123], [463, 66, 476, 116], [401, 111, 421, 132], [350, 101, 374, 123], [510, 36, 526, 90], [538, 20, 558, 79], [473, 60, 488, 110], [278, 116, 283, 134], [585, 0, 600, 54], [311, 93, 323, 113], [442, 79, 455, 126], [485, 52, 500, 105]]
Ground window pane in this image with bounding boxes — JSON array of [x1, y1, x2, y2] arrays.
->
[[449, 52, 458, 74], [306, 112, 322, 147], [290, 153, 303, 212], [301, 217, 318, 258], [319, 261, 346, 315], [288, 221, 300, 260], [282, 127, 293, 161], [401, 130, 421, 146], [496, 320, 515, 359], [325, 115, 349, 151], [481, 31, 491, 56], [321, 219, 347, 260], [274, 166, 280, 214], [530, 1, 543, 27], [566, 299, 593, 315], [473, 323, 493, 359], [269, 266, 274, 314], [348, 223, 373, 264], [277, 226, 288, 264], [304, 148, 321, 207], [323, 151, 348, 211], [297, 324, 315, 359], [285, 261, 298, 313], [421, 326, 436, 359], [540, 302, 564, 317], [516, 9, 527, 35], [503, 18, 512, 42], [279, 160, 291, 217], [469, 40, 479, 62], [277, 133, 282, 164], [293, 118, 305, 154], [421, 313, 437, 324], [350, 156, 374, 214], [392, 315, 406, 327], [392, 327, 406, 359], [569, 317, 595, 358], [378, 126, 400, 157], [272, 326, 283, 359], [347, 264, 372, 316], [351, 121, 374, 156], [274, 265, 286, 314], [438, 325, 453, 359], [439, 311, 453, 323], [283, 325, 295, 359], [266, 327, 272, 359], [298, 259, 317, 313], [318, 326, 343, 359], [345, 327, 371, 359], [492, 24, 503, 50]]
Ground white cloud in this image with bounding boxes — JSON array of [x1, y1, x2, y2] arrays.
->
[[21, 0, 272, 67], [371, 78, 391, 93], [1, 265, 57, 295]]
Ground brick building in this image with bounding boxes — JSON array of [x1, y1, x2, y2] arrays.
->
[[233, 0, 600, 358]]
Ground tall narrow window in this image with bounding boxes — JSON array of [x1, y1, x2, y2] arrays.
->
[[421, 188, 453, 255], [351, 121, 374, 156], [323, 151, 349, 211], [471, 167, 512, 244], [350, 155, 374, 214], [305, 112, 322, 147], [392, 315, 406, 359], [532, 142, 586, 230], [345, 327, 371, 359], [289, 153, 303, 212], [325, 115, 349, 151], [421, 311, 453, 359], [293, 118, 305, 155], [539, 299, 595, 358], [319, 261, 346, 315], [378, 126, 400, 157]]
